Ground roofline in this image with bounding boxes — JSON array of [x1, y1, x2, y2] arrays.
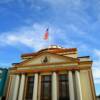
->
[[15, 51, 78, 67], [21, 48, 77, 57], [78, 56, 90, 58]]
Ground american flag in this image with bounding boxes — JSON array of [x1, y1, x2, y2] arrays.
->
[[44, 28, 49, 40]]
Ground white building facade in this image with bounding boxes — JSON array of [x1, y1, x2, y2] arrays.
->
[[5, 46, 96, 100]]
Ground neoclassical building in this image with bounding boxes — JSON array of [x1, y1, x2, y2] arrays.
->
[[6, 45, 96, 100]]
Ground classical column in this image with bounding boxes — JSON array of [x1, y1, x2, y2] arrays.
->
[[32, 73, 38, 100], [38, 75, 41, 100], [52, 72, 57, 100], [18, 74, 25, 100], [75, 71, 82, 100], [12, 75, 20, 100], [68, 71, 75, 100], [6, 75, 12, 100], [8, 75, 16, 100]]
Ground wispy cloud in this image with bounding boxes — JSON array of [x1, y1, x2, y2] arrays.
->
[[0, 23, 47, 50], [92, 49, 100, 84], [0, 22, 89, 51], [0, 23, 68, 51]]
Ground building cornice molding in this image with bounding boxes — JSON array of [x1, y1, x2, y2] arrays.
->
[[9, 66, 91, 75]]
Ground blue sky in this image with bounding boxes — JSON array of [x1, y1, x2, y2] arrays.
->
[[0, 0, 100, 95]]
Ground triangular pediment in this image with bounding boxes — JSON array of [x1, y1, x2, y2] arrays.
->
[[17, 52, 77, 67]]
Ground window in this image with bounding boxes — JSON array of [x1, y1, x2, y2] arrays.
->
[[41, 75, 51, 100], [59, 74, 69, 100], [25, 76, 34, 100]]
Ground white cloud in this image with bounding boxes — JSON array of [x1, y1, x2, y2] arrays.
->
[[94, 49, 100, 57], [0, 20, 97, 56], [93, 67, 100, 84], [0, 23, 67, 51], [68, 24, 86, 35], [0, 22, 90, 52], [0, 25, 43, 50], [92, 49, 100, 84], [93, 68, 100, 78]]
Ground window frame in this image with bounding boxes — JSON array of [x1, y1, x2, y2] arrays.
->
[[41, 75, 52, 100], [58, 74, 69, 100], [25, 75, 34, 100]]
